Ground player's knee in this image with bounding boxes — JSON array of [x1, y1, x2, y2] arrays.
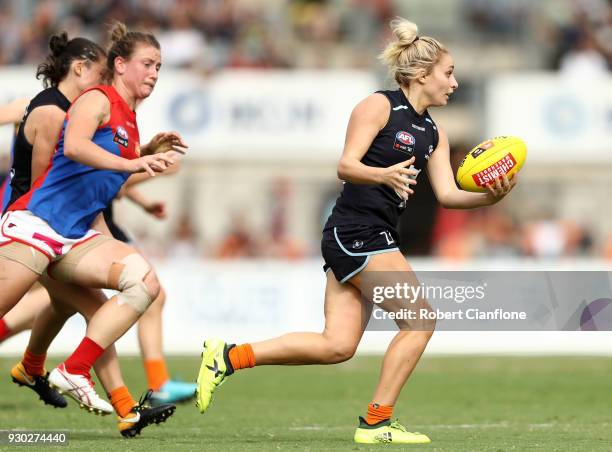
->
[[144, 271, 161, 301], [326, 340, 358, 364], [154, 286, 166, 308], [403, 328, 435, 347], [112, 254, 156, 314], [420, 326, 435, 343]]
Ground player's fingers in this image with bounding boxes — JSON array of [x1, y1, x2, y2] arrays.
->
[[398, 156, 415, 167], [150, 159, 168, 171], [170, 132, 188, 148], [494, 176, 502, 190], [155, 153, 175, 165], [501, 174, 510, 190], [394, 175, 408, 186], [142, 162, 155, 177], [398, 167, 418, 176], [170, 146, 187, 155]]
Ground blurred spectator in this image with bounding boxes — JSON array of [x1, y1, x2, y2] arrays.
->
[[521, 213, 593, 258], [462, 0, 528, 36], [431, 208, 481, 261], [547, 1, 612, 71], [603, 233, 612, 260], [156, 3, 207, 68], [262, 178, 306, 259], [559, 28, 609, 77], [167, 211, 200, 258], [474, 207, 521, 258], [215, 211, 259, 259]]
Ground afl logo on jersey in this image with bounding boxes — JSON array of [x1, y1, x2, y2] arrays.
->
[[393, 131, 415, 156], [114, 126, 129, 147]]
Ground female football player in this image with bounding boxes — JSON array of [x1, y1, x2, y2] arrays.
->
[[0, 23, 180, 418], [195, 17, 516, 444], [0, 31, 178, 437]]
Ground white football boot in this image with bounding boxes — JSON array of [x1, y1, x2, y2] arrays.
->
[[48, 364, 113, 415]]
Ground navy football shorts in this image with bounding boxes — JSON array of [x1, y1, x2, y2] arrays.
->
[[321, 224, 400, 283]]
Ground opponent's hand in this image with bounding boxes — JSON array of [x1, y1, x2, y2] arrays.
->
[[380, 156, 418, 200], [142, 131, 188, 155], [486, 173, 517, 202], [127, 152, 176, 176], [144, 201, 167, 219]]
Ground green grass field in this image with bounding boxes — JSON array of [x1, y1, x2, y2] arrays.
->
[[1, 355, 611, 451]]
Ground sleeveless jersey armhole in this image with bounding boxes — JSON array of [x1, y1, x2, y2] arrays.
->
[[374, 91, 392, 131], [21, 103, 65, 147], [69, 87, 113, 130], [428, 114, 440, 152]]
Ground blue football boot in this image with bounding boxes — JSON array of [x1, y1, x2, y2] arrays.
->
[[149, 379, 197, 406]]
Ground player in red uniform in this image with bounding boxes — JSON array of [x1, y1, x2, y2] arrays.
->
[[0, 31, 179, 437], [0, 23, 180, 426]]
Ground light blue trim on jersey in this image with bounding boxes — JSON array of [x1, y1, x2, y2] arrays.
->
[[340, 255, 371, 283], [333, 227, 400, 257]]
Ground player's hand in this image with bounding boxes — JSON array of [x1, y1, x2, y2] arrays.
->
[[380, 157, 418, 200], [142, 131, 188, 155], [144, 201, 167, 219], [486, 173, 517, 201], [127, 153, 176, 176]]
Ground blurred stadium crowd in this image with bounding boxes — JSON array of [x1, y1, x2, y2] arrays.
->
[[1, 0, 611, 71], [0, 0, 611, 261]]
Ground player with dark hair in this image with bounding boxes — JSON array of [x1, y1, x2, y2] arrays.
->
[[0, 23, 181, 433], [0, 31, 181, 437]]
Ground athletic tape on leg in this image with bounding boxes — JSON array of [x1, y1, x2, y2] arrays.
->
[[0, 241, 48, 275], [114, 254, 152, 314]]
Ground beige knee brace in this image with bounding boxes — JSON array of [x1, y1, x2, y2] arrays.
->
[[108, 254, 153, 314]]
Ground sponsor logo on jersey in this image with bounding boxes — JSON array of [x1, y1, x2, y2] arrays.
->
[[392, 105, 409, 111], [393, 131, 415, 156], [411, 123, 425, 132], [113, 126, 129, 147], [352, 240, 364, 249], [396, 131, 415, 145]]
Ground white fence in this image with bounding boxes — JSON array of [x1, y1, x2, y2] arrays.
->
[[2, 258, 612, 356]]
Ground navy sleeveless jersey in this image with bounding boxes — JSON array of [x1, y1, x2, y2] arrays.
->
[[324, 89, 439, 238], [2, 88, 70, 213]]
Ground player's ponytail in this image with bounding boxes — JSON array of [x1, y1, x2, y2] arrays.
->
[[36, 32, 106, 88], [379, 17, 447, 87], [49, 32, 69, 58], [110, 22, 129, 44], [107, 21, 160, 75]]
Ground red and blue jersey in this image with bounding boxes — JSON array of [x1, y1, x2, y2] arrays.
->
[[10, 85, 140, 239], [0, 177, 9, 211]]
